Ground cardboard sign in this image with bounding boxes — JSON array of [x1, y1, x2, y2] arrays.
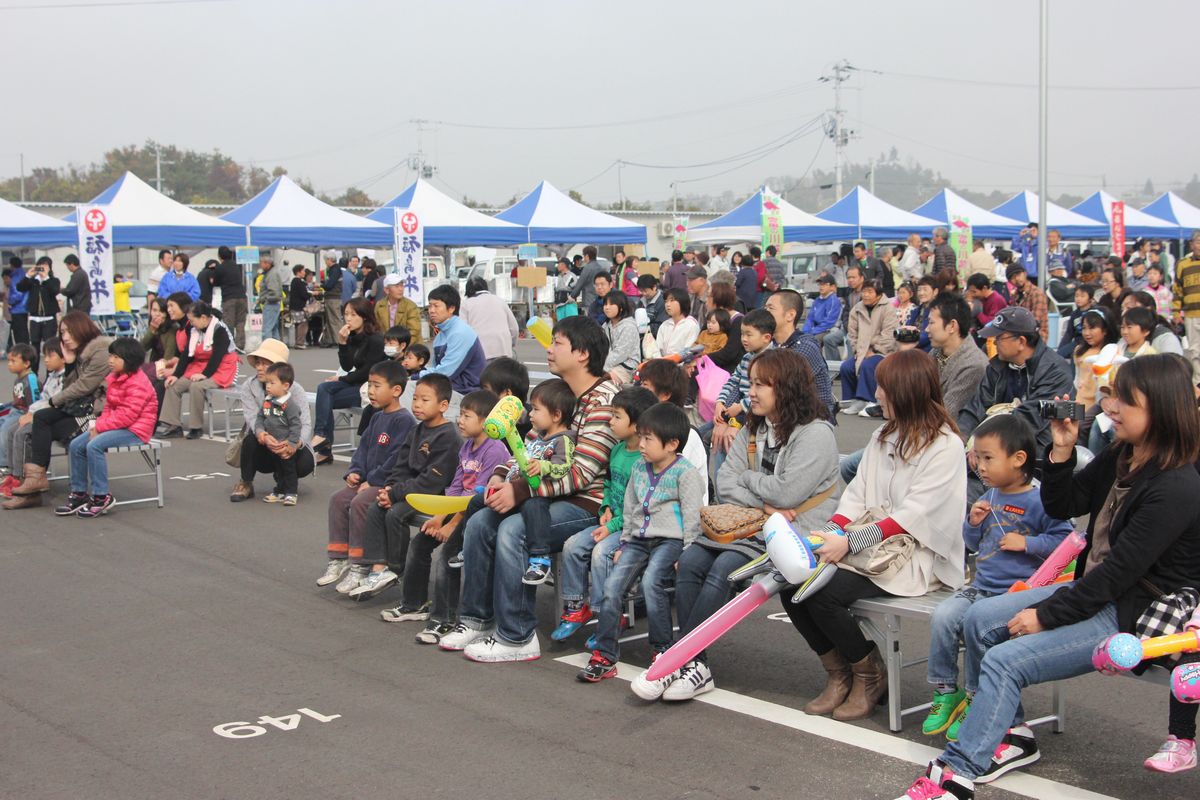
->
[[516, 266, 547, 288], [637, 261, 661, 277]]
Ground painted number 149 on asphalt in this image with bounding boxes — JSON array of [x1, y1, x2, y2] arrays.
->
[[213, 707, 340, 738]]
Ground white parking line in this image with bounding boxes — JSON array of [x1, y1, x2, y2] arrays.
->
[[554, 653, 1119, 800]]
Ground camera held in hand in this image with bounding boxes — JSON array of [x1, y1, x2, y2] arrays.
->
[[893, 327, 920, 344], [1037, 400, 1085, 422]]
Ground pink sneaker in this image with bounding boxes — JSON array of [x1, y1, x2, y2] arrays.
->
[[1144, 736, 1197, 773]]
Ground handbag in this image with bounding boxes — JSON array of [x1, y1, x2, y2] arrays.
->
[[303, 298, 322, 316], [834, 446, 918, 579], [225, 427, 247, 468], [695, 356, 730, 423]]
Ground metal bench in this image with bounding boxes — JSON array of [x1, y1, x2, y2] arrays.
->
[[206, 387, 360, 451], [48, 438, 170, 508], [849, 590, 1067, 734]]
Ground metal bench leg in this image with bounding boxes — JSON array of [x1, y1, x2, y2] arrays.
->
[[885, 613, 903, 732], [1052, 682, 1066, 733], [153, 449, 164, 508]]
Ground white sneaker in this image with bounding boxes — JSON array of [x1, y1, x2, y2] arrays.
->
[[348, 568, 399, 599], [662, 660, 714, 701], [464, 634, 541, 663], [841, 400, 867, 416], [631, 661, 680, 701], [438, 622, 494, 651], [335, 566, 368, 594], [316, 559, 349, 587]]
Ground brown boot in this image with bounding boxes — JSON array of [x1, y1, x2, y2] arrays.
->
[[229, 481, 255, 503], [3, 491, 43, 510], [804, 649, 852, 715], [11, 464, 48, 496], [833, 646, 888, 721]]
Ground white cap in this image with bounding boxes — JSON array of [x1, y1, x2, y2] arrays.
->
[[383, 273, 403, 287]]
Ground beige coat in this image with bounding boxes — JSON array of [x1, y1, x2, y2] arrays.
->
[[836, 425, 967, 596], [847, 300, 898, 370], [53, 335, 113, 413]]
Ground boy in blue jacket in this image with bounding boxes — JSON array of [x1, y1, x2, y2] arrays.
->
[[317, 361, 415, 589], [802, 273, 842, 341]]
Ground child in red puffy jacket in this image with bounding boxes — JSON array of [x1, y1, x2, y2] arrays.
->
[[57, 338, 159, 518]]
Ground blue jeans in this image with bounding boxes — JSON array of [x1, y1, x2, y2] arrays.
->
[[941, 585, 1117, 779], [459, 499, 596, 644], [559, 528, 621, 609], [674, 543, 752, 663], [594, 538, 683, 662], [313, 380, 361, 442], [839, 448, 863, 485], [68, 429, 142, 495], [927, 585, 997, 692], [261, 302, 281, 342], [839, 354, 883, 402], [0, 413, 20, 468]]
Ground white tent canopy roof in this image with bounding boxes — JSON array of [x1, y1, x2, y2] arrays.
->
[[496, 180, 646, 243], [815, 186, 943, 239], [368, 179, 525, 246], [688, 187, 856, 243], [1141, 191, 1200, 238], [222, 175, 392, 247], [0, 196, 75, 247]]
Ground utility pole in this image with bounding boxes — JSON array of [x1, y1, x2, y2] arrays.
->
[[617, 161, 625, 211], [867, 158, 875, 195], [19, 153, 25, 202], [154, 144, 175, 194], [821, 60, 857, 198], [1037, 0, 1048, 292]]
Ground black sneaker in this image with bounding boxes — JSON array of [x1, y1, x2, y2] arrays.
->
[[55, 492, 90, 516], [576, 651, 617, 683], [77, 494, 115, 518], [447, 552, 464, 569], [521, 557, 552, 585], [974, 725, 1040, 784], [415, 621, 454, 645], [185, 428, 202, 440]]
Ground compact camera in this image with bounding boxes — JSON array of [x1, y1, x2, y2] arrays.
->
[[893, 327, 920, 344], [1037, 400, 1085, 421]]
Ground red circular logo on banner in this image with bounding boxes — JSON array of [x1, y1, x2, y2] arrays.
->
[[84, 209, 107, 233], [400, 212, 419, 235]]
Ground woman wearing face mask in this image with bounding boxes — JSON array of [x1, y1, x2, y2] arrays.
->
[[228, 339, 315, 502], [156, 301, 239, 439]]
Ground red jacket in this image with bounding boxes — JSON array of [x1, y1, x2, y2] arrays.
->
[[96, 369, 158, 442]]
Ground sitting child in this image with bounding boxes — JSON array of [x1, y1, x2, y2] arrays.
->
[[357, 325, 412, 435], [1, 339, 64, 497], [54, 338, 158, 517], [713, 308, 776, 427], [347, 373, 460, 602], [577, 402, 704, 682], [695, 309, 731, 355], [634, 359, 710, 504], [553, 386, 658, 643], [402, 343, 430, 379], [517, 379, 578, 585], [257, 363, 305, 506], [318, 361, 414, 589], [0, 343, 38, 477], [923, 414, 1071, 743]]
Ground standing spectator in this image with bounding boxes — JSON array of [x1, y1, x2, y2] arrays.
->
[[932, 227, 957, 276], [287, 265, 311, 349], [1172, 231, 1200, 378], [17, 256, 61, 365], [1005, 264, 1050, 340], [1151, 239, 1175, 279], [838, 280, 898, 417], [374, 273, 423, 346], [360, 257, 382, 299], [967, 240, 995, 285], [1045, 228, 1074, 276], [461, 277, 518, 361], [146, 249, 173, 303], [421, 284, 485, 396], [927, 294, 990, 418], [198, 258, 218, 305], [341, 256, 360, 304], [157, 301, 239, 440], [686, 265, 709, 323], [617, 252, 641, 300], [879, 246, 899, 297], [570, 246, 608, 312], [734, 251, 760, 311], [60, 255, 92, 314], [1010, 221, 1039, 279], [761, 245, 786, 293], [6, 257, 28, 348], [708, 245, 730, 279], [213, 246, 247, 351], [662, 249, 689, 293], [826, 250, 848, 290], [157, 253, 201, 302], [257, 255, 283, 343], [852, 242, 884, 285], [554, 258, 577, 306], [897, 234, 923, 283], [637, 274, 667, 336], [321, 257, 344, 346]]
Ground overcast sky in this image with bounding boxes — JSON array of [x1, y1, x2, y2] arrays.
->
[[3, 0, 1197, 207]]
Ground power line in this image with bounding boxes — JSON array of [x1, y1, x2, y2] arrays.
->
[[859, 66, 1200, 92], [0, 0, 228, 9]]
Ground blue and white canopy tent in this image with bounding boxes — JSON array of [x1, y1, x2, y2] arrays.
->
[[912, 189, 1025, 239], [1070, 190, 1178, 240], [496, 180, 646, 244], [63, 171, 243, 246], [1139, 192, 1200, 239], [222, 175, 392, 247], [815, 186, 942, 240], [687, 187, 856, 243], [989, 191, 1106, 240], [368, 179, 526, 246], [0, 196, 76, 247]]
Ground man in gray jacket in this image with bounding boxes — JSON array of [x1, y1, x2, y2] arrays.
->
[[926, 293, 989, 418], [258, 255, 284, 342], [569, 245, 607, 313], [61, 254, 92, 313]]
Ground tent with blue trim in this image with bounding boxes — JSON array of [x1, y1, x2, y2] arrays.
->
[[1070, 190, 1177, 240], [63, 171, 243, 246], [222, 175, 392, 247], [0, 196, 75, 247], [368, 179, 525, 246], [990, 191, 1107, 239], [495, 180, 646, 244], [815, 186, 942, 240], [688, 187, 855, 243], [912, 189, 1024, 239], [1140, 192, 1200, 239]]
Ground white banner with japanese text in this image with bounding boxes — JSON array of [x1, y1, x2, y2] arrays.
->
[[393, 207, 425, 306], [76, 204, 115, 315]]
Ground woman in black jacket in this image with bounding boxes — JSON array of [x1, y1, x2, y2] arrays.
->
[[310, 297, 384, 464], [896, 353, 1200, 796], [287, 265, 311, 350], [16, 256, 62, 361]]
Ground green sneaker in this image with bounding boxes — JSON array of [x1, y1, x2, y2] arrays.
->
[[921, 688, 967, 736], [946, 694, 973, 741]]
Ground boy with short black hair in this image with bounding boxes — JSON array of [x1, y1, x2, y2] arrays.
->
[[553, 385, 658, 644], [578, 402, 704, 682], [384, 325, 412, 359], [1, 339, 64, 496], [0, 343, 38, 476], [258, 362, 304, 506], [517, 378, 578, 584], [713, 308, 776, 426], [318, 360, 415, 590], [402, 343, 430, 378], [349, 373, 461, 601]]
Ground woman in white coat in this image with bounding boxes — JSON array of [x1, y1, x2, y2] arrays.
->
[[655, 288, 700, 358], [782, 348, 967, 721]]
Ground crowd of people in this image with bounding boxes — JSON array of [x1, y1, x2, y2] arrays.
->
[[3, 228, 1200, 800]]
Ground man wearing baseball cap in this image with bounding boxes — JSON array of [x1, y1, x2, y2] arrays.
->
[[374, 273, 423, 345], [958, 305, 1073, 464]]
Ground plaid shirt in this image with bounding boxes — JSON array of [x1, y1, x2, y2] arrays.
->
[[1012, 284, 1050, 340]]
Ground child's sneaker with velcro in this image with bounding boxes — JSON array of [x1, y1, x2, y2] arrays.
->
[[316, 559, 349, 587], [447, 552, 464, 569], [521, 556, 552, 585], [577, 651, 617, 682], [1144, 735, 1196, 773], [894, 761, 973, 799], [348, 568, 398, 600], [55, 491, 90, 516], [922, 688, 966, 736], [76, 494, 114, 518], [336, 565, 369, 594], [550, 604, 592, 641], [945, 694, 972, 741]]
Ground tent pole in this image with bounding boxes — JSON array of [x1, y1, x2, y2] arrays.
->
[[1036, 0, 1049, 292]]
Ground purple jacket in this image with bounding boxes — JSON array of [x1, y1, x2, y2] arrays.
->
[[663, 260, 688, 292]]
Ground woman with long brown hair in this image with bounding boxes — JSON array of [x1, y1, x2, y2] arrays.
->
[[782, 348, 967, 721]]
